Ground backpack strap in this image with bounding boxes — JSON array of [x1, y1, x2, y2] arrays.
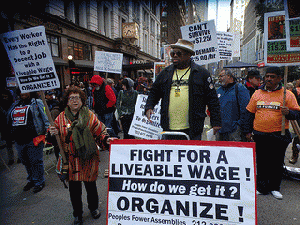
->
[[235, 83, 240, 118]]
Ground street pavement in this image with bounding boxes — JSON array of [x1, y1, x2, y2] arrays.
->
[[1, 134, 300, 224]]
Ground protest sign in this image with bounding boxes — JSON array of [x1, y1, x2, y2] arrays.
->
[[107, 139, 257, 225], [217, 32, 234, 60], [163, 45, 172, 67], [264, 11, 300, 66], [153, 62, 165, 82], [181, 20, 219, 65], [0, 26, 60, 93], [94, 51, 123, 74], [284, 0, 300, 51], [232, 32, 241, 58], [128, 94, 163, 140]]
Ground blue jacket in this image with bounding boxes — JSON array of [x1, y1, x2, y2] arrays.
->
[[217, 82, 250, 133], [8, 98, 49, 136]]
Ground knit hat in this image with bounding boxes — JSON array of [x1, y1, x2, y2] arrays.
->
[[265, 67, 283, 77], [90, 75, 104, 86]]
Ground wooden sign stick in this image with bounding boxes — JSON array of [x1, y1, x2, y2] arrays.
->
[[291, 120, 300, 139], [281, 66, 288, 136], [39, 91, 67, 164]]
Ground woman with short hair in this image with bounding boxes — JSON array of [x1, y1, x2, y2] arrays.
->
[[49, 86, 115, 224]]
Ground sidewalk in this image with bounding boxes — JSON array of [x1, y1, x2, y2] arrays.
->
[[0, 146, 109, 225]]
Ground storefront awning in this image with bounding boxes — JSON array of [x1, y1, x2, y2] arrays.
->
[[53, 57, 68, 66], [74, 60, 94, 68], [123, 62, 154, 70]]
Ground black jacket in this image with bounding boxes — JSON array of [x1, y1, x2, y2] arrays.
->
[[145, 61, 221, 139]]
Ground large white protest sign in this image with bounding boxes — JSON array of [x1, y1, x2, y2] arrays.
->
[[217, 32, 234, 60], [94, 51, 123, 74], [108, 140, 257, 225], [0, 26, 60, 93], [181, 20, 219, 65], [128, 94, 163, 139]]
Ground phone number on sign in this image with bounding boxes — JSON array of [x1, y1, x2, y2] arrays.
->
[[192, 221, 224, 225]]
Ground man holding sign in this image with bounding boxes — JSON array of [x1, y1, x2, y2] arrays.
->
[[0, 26, 60, 193], [145, 39, 221, 140], [245, 67, 300, 199]]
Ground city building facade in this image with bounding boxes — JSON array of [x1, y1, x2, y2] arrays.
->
[[1, 0, 162, 88], [160, 1, 186, 46], [241, 0, 259, 64]]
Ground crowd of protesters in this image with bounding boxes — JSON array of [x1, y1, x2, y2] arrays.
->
[[2, 38, 300, 224], [0, 74, 152, 225]]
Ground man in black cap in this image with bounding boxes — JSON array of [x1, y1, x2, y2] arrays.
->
[[245, 69, 262, 97], [145, 39, 221, 140]]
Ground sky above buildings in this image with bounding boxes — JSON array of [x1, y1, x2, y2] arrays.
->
[[208, 0, 231, 32]]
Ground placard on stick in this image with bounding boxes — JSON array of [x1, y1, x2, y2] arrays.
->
[[264, 11, 300, 66], [181, 20, 219, 65], [107, 139, 257, 225], [284, 0, 300, 51], [128, 94, 163, 139], [94, 51, 123, 74], [0, 26, 60, 93]]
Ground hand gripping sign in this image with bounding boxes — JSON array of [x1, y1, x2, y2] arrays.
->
[[107, 139, 257, 225], [0, 26, 60, 93]]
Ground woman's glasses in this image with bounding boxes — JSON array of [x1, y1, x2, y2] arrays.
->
[[68, 96, 80, 102]]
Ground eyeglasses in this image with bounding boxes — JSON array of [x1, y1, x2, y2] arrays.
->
[[170, 50, 185, 58], [68, 96, 80, 102], [265, 74, 277, 79]]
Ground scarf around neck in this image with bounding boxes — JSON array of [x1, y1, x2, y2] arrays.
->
[[65, 106, 97, 162]]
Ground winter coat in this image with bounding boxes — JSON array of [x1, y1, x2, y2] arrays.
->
[[8, 98, 49, 136], [90, 75, 116, 115], [145, 61, 221, 139], [54, 109, 108, 182], [217, 82, 250, 134]]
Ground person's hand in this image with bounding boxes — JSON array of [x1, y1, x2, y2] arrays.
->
[[281, 106, 289, 116], [49, 125, 59, 136], [246, 133, 253, 142], [106, 137, 118, 145], [146, 109, 154, 122], [212, 126, 222, 135]]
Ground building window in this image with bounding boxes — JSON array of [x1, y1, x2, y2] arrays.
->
[[103, 5, 110, 37], [47, 35, 60, 57], [162, 31, 168, 38], [68, 40, 91, 60], [144, 34, 148, 53], [162, 21, 168, 28], [118, 1, 129, 12]]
